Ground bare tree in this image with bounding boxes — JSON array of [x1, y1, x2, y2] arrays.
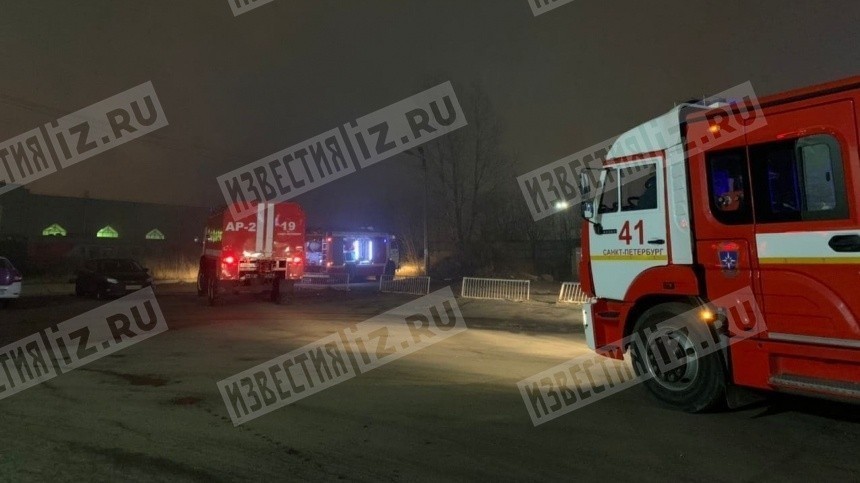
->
[[382, 189, 423, 265], [423, 82, 508, 254]]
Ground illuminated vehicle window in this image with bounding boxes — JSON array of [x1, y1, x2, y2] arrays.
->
[[706, 148, 753, 225], [342, 237, 375, 264]]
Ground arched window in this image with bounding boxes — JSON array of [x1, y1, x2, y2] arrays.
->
[[42, 223, 67, 237], [96, 225, 119, 238], [145, 229, 165, 240]]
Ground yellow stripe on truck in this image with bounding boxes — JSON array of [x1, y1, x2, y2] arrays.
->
[[759, 257, 860, 265], [592, 255, 669, 261]]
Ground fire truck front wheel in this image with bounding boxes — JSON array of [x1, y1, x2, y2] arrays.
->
[[206, 275, 219, 306], [630, 302, 726, 413]]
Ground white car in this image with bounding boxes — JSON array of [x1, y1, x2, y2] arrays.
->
[[0, 257, 22, 307]]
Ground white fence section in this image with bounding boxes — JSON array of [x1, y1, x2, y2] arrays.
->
[[378, 275, 431, 295], [296, 273, 350, 291], [558, 282, 589, 304], [461, 277, 530, 301]]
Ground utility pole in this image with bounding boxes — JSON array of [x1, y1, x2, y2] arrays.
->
[[404, 148, 429, 275], [420, 147, 429, 276]]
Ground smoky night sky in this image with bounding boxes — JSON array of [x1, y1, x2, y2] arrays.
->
[[1, 0, 858, 227]]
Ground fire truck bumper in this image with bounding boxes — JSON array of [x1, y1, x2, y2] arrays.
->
[[582, 299, 629, 360], [583, 301, 597, 351]]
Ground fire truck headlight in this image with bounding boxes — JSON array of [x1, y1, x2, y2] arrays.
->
[[699, 309, 716, 323], [106, 277, 118, 284]]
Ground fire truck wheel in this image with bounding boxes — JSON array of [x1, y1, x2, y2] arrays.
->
[[196, 271, 205, 296], [631, 302, 726, 413], [207, 275, 218, 306], [270, 278, 281, 304]]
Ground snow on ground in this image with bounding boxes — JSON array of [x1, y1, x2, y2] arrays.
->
[[0, 287, 857, 481]]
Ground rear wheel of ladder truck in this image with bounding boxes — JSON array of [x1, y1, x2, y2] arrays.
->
[[629, 302, 727, 412], [271, 276, 294, 305], [270, 276, 281, 304]]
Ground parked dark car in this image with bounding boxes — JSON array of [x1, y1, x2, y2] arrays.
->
[[74, 258, 153, 299], [0, 257, 23, 307]]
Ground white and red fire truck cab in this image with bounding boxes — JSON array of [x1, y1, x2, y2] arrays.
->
[[580, 76, 860, 411], [198, 202, 305, 305]]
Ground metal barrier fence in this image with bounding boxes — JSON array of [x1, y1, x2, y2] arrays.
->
[[378, 275, 431, 295], [558, 282, 589, 304], [460, 277, 530, 301], [296, 273, 350, 291]]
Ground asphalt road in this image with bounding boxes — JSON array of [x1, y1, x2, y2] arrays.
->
[[0, 287, 858, 482]]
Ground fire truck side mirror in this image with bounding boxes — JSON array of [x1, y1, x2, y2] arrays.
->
[[580, 171, 594, 219], [582, 201, 595, 220]]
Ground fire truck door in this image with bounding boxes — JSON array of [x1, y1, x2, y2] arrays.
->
[[746, 100, 860, 344], [590, 156, 669, 300], [693, 145, 757, 301]]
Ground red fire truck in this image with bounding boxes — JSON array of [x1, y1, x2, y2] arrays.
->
[[580, 76, 860, 410], [304, 229, 399, 281], [197, 202, 305, 305]]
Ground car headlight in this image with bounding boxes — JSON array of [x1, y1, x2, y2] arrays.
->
[[106, 278, 119, 284]]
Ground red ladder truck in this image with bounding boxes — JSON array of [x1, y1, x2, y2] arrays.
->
[[579, 76, 860, 411], [197, 202, 305, 305]]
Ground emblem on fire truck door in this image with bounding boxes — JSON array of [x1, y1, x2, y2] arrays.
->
[[717, 242, 740, 278]]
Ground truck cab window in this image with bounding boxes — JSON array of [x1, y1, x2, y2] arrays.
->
[[598, 169, 619, 214], [706, 148, 752, 225], [798, 135, 846, 215], [750, 134, 848, 223], [620, 164, 658, 211]]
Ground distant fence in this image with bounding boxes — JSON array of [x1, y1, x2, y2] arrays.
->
[[379, 275, 431, 295], [461, 277, 530, 301], [558, 282, 589, 304], [296, 273, 350, 291]]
